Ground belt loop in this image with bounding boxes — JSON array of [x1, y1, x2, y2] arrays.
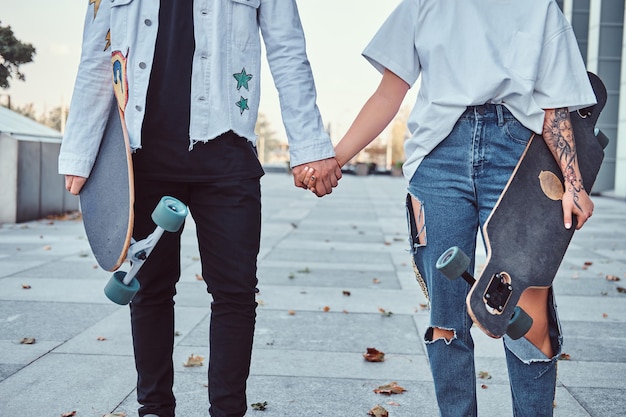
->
[[496, 104, 504, 127]]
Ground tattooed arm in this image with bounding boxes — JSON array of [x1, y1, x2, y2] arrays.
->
[[542, 108, 594, 230]]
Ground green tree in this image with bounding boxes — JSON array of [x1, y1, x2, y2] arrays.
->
[[0, 22, 36, 89]]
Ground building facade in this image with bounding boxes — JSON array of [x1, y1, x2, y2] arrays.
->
[[558, 0, 626, 198]]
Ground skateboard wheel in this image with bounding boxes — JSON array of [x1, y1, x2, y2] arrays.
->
[[104, 271, 140, 305], [506, 306, 533, 340], [152, 196, 188, 232], [436, 246, 471, 280]]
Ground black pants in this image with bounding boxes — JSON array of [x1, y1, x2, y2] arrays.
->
[[131, 175, 261, 417]]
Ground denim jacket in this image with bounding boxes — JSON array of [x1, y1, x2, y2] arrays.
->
[[58, 0, 334, 177]]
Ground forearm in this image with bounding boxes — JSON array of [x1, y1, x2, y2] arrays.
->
[[542, 108, 585, 206], [335, 70, 409, 166]]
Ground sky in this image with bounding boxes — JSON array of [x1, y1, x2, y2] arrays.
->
[[1, 0, 417, 142]]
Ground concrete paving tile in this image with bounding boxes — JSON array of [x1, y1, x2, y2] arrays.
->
[[254, 310, 422, 354], [0, 352, 137, 417], [250, 348, 429, 381], [263, 248, 393, 267], [252, 285, 423, 315], [0, 300, 118, 341], [560, 321, 626, 362], [566, 387, 626, 417], [257, 258, 394, 273], [0, 363, 23, 383], [0, 277, 111, 303], [557, 361, 626, 389], [256, 265, 401, 289], [554, 295, 626, 323], [8, 258, 105, 280], [0, 261, 48, 278], [0, 340, 60, 365]]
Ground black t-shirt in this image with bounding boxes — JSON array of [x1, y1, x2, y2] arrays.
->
[[134, 0, 264, 182]]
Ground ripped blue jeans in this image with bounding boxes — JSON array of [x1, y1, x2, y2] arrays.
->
[[407, 104, 561, 417]]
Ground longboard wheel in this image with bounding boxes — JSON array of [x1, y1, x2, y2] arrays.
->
[[152, 196, 188, 232], [436, 246, 470, 280], [104, 271, 140, 305], [506, 306, 533, 340]]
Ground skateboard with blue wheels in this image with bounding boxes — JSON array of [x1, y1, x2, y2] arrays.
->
[[80, 100, 188, 305], [437, 72, 608, 340]]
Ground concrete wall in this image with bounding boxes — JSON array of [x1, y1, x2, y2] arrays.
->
[[0, 133, 78, 224]]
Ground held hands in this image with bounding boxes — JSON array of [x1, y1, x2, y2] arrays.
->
[[65, 175, 87, 196], [292, 157, 342, 197]]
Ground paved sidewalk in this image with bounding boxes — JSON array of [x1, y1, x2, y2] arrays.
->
[[1, 172, 625, 417]]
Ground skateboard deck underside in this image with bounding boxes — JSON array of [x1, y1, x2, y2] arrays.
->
[[468, 73, 607, 337], [80, 101, 134, 272]]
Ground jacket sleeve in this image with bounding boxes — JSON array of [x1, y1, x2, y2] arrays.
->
[[258, 0, 335, 167], [58, 0, 115, 177]]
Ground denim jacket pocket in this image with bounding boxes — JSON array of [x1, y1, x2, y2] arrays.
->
[[230, 0, 261, 7], [228, 0, 261, 45], [110, 0, 134, 7], [505, 32, 542, 81]]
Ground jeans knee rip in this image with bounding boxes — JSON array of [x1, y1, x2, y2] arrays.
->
[[406, 193, 429, 300], [424, 326, 457, 345]]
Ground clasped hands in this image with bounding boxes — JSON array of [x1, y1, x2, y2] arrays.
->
[[292, 157, 342, 197]]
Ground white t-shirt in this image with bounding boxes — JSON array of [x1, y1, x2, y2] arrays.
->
[[363, 0, 597, 179]]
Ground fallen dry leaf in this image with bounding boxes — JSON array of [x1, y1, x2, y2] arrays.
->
[[287, 310, 296, 315], [195, 274, 203, 281], [322, 306, 330, 312], [374, 382, 407, 395], [251, 401, 268, 411], [363, 347, 385, 362], [342, 290, 351, 296], [368, 405, 389, 417], [478, 371, 492, 380], [103, 413, 127, 417], [21, 284, 31, 289], [61, 412, 76, 417], [386, 401, 400, 407], [602, 313, 609, 318], [617, 287, 626, 294], [97, 336, 107, 341], [378, 307, 393, 317], [559, 353, 571, 360], [481, 384, 489, 389], [372, 278, 381, 284], [606, 275, 621, 282], [183, 353, 205, 367], [20, 337, 36, 345]]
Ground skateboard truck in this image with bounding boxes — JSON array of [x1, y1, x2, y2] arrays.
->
[[436, 246, 533, 340], [104, 196, 188, 305]]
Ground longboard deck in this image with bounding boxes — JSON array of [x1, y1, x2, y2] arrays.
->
[[80, 100, 134, 272], [467, 72, 607, 338]]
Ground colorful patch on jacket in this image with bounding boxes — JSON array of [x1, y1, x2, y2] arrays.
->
[[104, 30, 111, 51], [236, 96, 249, 115], [89, 0, 101, 19], [233, 68, 253, 91], [233, 68, 253, 115], [112, 50, 129, 112]]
